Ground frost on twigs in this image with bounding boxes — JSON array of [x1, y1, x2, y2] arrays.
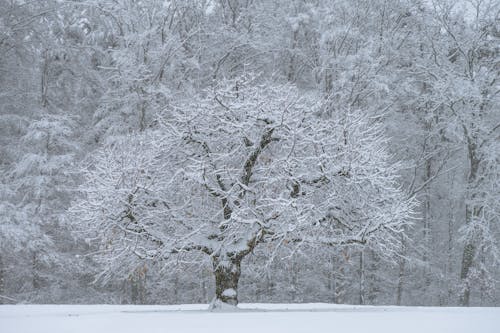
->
[[71, 77, 416, 307]]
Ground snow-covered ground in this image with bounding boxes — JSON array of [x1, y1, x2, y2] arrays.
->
[[1, 303, 498, 333]]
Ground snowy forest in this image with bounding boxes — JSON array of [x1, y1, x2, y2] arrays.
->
[[0, 0, 499, 309]]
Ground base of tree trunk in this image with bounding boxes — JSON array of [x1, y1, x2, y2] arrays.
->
[[208, 298, 239, 311], [212, 256, 241, 309]]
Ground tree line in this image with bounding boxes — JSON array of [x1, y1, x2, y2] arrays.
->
[[0, 0, 498, 307]]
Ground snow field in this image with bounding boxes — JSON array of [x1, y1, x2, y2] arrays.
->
[[1, 303, 498, 333]]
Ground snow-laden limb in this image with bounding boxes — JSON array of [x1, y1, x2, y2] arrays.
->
[[71, 78, 416, 308]]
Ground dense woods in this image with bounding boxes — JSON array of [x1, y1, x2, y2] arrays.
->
[[0, 0, 498, 307]]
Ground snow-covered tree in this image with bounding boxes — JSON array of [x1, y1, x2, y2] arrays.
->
[[71, 78, 415, 308]]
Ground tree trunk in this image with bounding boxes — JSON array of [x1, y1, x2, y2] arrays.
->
[[173, 273, 179, 304], [422, 157, 432, 288], [210, 256, 241, 309], [0, 254, 4, 305], [290, 259, 298, 301], [446, 189, 455, 305], [396, 257, 405, 306], [335, 263, 346, 304], [359, 250, 365, 305], [328, 255, 335, 302], [130, 269, 146, 305], [32, 251, 40, 291], [41, 51, 49, 108], [460, 240, 475, 306], [459, 147, 480, 306], [288, 30, 298, 82]]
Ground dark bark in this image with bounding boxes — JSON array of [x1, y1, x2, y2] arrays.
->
[[240, 128, 275, 189], [359, 250, 365, 305], [459, 141, 480, 306], [460, 241, 476, 306], [288, 30, 298, 82], [422, 157, 431, 269], [194, 126, 274, 309], [396, 234, 407, 306], [0, 254, 4, 304], [32, 252, 40, 291], [41, 52, 49, 108], [212, 256, 241, 307]]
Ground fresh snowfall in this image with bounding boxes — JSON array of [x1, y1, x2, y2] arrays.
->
[[1, 304, 500, 333], [0, 0, 499, 332]]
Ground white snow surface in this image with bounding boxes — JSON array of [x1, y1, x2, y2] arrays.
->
[[1, 303, 498, 333]]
